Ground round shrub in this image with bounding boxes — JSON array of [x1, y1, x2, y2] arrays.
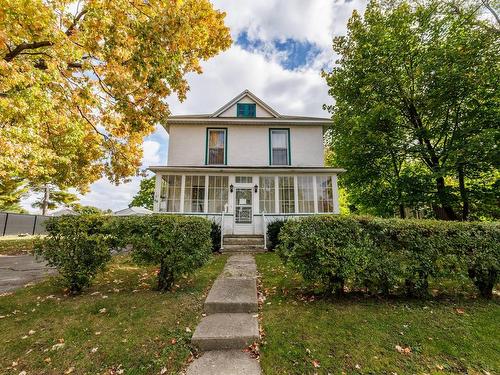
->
[[266, 219, 287, 251], [34, 215, 113, 294]]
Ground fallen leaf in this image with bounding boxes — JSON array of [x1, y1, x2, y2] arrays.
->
[[99, 308, 107, 314], [51, 343, 65, 351], [64, 367, 75, 374], [456, 308, 465, 315], [171, 338, 177, 345], [90, 347, 98, 353], [185, 327, 191, 333], [395, 345, 411, 355], [436, 364, 444, 370], [28, 330, 35, 335], [312, 359, 320, 368]]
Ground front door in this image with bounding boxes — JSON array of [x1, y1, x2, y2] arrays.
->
[[234, 188, 253, 234]]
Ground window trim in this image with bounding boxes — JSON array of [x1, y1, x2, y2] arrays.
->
[[205, 128, 228, 165], [269, 128, 291, 166], [237, 103, 256, 118]]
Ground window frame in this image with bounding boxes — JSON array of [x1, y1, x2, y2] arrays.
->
[[269, 128, 291, 166], [237, 103, 256, 118], [205, 128, 228, 165]]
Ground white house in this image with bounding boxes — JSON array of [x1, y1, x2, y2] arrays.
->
[[149, 90, 344, 244]]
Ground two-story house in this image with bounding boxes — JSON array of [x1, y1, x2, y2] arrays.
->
[[149, 90, 344, 246]]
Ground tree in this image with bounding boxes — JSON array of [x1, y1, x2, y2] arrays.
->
[[0, 0, 231, 196], [0, 177, 28, 213], [324, 0, 499, 220], [71, 204, 105, 215], [130, 176, 155, 210], [31, 185, 78, 215]]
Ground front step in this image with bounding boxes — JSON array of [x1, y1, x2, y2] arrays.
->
[[205, 277, 258, 314], [191, 313, 259, 351], [223, 236, 264, 246]]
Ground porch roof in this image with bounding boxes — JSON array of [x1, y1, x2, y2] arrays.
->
[[148, 166, 346, 174]]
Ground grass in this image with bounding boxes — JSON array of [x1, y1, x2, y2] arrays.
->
[[0, 236, 36, 255], [0, 254, 227, 374], [256, 253, 500, 375]]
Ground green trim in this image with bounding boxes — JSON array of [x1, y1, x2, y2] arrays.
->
[[269, 128, 291, 166], [253, 213, 333, 217], [205, 128, 228, 166], [158, 212, 234, 216]]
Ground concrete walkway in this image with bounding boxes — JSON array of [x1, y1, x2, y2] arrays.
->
[[187, 254, 261, 375], [0, 255, 55, 293]]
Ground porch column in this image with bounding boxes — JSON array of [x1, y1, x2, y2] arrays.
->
[[153, 173, 162, 212], [274, 176, 279, 214], [293, 176, 299, 214], [180, 175, 186, 213], [332, 174, 340, 214], [313, 176, 318, 213], [204, 175, 209, 213]]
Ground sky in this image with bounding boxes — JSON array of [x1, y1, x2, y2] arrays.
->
[[23, 0, 367, 214]]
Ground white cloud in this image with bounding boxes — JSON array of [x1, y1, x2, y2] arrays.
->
[[21, 1, 366, 213]]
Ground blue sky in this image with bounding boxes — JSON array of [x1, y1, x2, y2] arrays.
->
[[22, 0, 367, 213]]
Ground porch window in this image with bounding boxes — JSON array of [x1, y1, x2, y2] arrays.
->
[[237, 103, 256, 117], [206, 129, 226, 165], [160, 175, 181, 212], [184, 175, 206, 213], [278, 176, 295, 213], [208, 176, 228, 213], [317, 176, 334, 213], [297, 176, 315, 213], [259, 176, 275, 213], [270, 129, 290, 165], [235, 176, 253, 183]]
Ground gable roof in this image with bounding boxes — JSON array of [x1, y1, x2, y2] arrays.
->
[[210, 89, 280, 118], [165, 89, 332, 127], [114, 206, 153, 216]]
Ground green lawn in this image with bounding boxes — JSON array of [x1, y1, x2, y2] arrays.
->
[[0, 236, 36, 255], [256, 253, 500, 375], [0, 254, 226, 374]]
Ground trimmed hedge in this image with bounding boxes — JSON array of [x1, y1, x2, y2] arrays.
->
[[34, 215, 113, 294], [266, 219, 287, 251], [111, 215, 212, 291], [277, 216, 500, 298], [35, 214, 213, 293]]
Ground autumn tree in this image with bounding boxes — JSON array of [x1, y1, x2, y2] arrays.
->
[[324, 0, 499, 220], [130, 176, 155, 210], [0, 0, 231, 205], [31, 185, 78, 215]]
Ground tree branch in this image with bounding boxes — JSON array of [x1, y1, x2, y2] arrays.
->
[[3, 41, 54, 62]]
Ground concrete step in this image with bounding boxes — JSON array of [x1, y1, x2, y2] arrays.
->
[[224, 235, 263, 239], [222, 244, 264, 251], [186, 350, 261, 375], [191, 313, 259, 351], [205, 277, 258, 314], [223, 237, 264, 246]]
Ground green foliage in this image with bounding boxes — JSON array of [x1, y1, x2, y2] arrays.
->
[[210, 220, 221, 252], [71, 204, 105, 215], [324, 0, 500, 220], [34, 215, 112, 294], [113, 215, 212, 291], [266, 219, 287, 251], [277, 216, 500, 298], [130, 176, 155, 210], [0, 177, 28, 213]]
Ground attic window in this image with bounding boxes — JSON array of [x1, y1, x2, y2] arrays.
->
[[237, 103, 256, 118]]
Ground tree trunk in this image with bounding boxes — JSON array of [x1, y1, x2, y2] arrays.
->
[[42, 185, 50, 216], [399, 204, 406, 219], [458, 164, 469, 221], [157, 261, 174, 292], [435, 176, 457, 220]]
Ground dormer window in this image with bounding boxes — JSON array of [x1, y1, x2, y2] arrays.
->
[[206, 128, 227, 165], [237, 103, 256, 117]]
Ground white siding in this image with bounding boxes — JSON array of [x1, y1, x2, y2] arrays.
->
[[167, 124, 324, 167]]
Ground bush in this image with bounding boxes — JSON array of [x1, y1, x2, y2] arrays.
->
[[210, 220, 221, 252], [34, 215, 112, 294], [277, 216, 500, 298], [114, 215, 212, 291], [266, 219, 287, 251]]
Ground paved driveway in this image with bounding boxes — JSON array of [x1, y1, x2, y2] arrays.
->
[[0, 255, 55, 294]]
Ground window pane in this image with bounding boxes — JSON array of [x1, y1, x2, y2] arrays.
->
[[208, 129, 225, 165], [160, 175, 181, 212], [259, 176, 275, 213], [208, 176, 228, 213], [235, 176, 252, 183], [271, 130, 289, 165], [237, 103, 256, 117], [278, 176, 295, 213], [297, 176, 314, 213], [317, 176, 334, 213], [184, 175, 206, 213]]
